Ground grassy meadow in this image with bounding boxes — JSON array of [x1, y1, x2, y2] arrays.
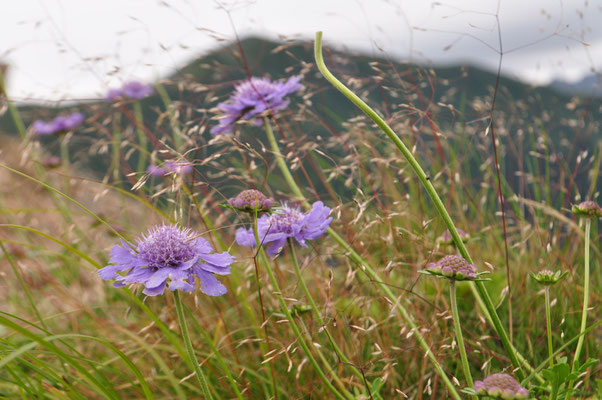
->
[[0, 33, 600, 399]]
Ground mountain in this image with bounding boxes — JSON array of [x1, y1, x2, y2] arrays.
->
[[1, 37, 600, 201], [550, 74, 602, 98]]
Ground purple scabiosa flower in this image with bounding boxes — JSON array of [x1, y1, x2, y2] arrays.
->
[[474, 373, 528, 399], [98, 224, 234, 296], [211, 76, 303, 135], [121, 81, 154, 99], [437, 228, 470, 246], [228, 189, 273, 213], [105, 81, 153, 102], [164, 161, 193, 175], [147, 164, 169, 177], [424, 254, 478, 281], [147, 161, 193, 177], [571, 200, 602, 219], [105, 88, 123, 102], [41, 156, 62, 169], [32, 113, 84, 135], [235, 201, 331, 257]]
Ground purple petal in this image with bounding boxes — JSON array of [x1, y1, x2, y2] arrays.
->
[[235, 228, 256, 247], [194, 269, 227, 296], [266, 237, 287, 257], [98, 264, 130, 280], [143, 281, 167, 296], [145, 268, 172, 288]]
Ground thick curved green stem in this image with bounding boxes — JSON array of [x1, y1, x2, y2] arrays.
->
[[263, 117, 461, 399], [173, 291, 214, 400], [314, 31, 528, 381]]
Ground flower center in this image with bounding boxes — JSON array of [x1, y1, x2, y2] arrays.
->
[[137, 225, 197, 268], [269, 206, 304, 234]]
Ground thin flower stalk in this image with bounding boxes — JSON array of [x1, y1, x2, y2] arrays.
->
[[566, 217, 592, 396], [251, 214, 353, 400], [262, 115, 462, 399], [544, 286, 554, 368], [133, 101, 148, 172], [173, 291, 214, 400], [449, 281, 475, 398], [314, 31, 535, 382], [111, 112, 122, 182], [287, 239, 366, 385]]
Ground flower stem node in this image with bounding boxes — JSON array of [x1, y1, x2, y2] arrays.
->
[[529, 269, 568, 286], [571, 200, 602, 219], [98, 223, 234, 296], [421, 255, 486, 281], [473, 373, 529, 399], [228, 189, 273, 213]]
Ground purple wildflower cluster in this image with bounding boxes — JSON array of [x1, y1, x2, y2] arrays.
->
[[106, 81, 154, 102], [98, 224, 234, 296], [211, 76, 303, 135], [32, 113, 84, 135], [425, 254, 478, 281], [147, 161, 193, 177], [474, 373, 529, 399], [236, 201, 331, 257], [228, 189, 273, 213]]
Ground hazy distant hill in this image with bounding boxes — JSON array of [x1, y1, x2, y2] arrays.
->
[[1, 37, 600, 197], [551, 74, 602, 98]]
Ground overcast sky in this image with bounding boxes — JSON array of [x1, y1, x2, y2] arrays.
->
[[2, 0, 600, 103]]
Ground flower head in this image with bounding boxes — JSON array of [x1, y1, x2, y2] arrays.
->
[[147, 161, 193, 177], [211, 76, 303, 135], [106, 81, 153, 101], [235, 201, 331, 257], [228, 189, 273, 213], [424, 254, 478, 281], [98, 224, 234, 296], [474, 373, 528, 399], [571, 200, 602, 219], [41, 156, 62, 169], [437, 228, 470, 246], [33, 113, 84, 135], [530, 269, 568, 286]]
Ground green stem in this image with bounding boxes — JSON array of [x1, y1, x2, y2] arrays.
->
[[263, 116, 462, 399], [133, 101, 147, 172], [263, 117, 304, 199], [182, 303, 246, 400], [155, 82, 183, 150], [566, 218, 592, 395], [60, 132, 71, 168], [544, 286, 554, 368], [0, 69, 27, 139], [251, 215, 352, 400], [250, 210, 278, 400], [449, 281, 475, 396], [288, 239, 366, 385], [111, 112, 122, 182], [173, 291, 214, 400], [314, 31, 528, 381]]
